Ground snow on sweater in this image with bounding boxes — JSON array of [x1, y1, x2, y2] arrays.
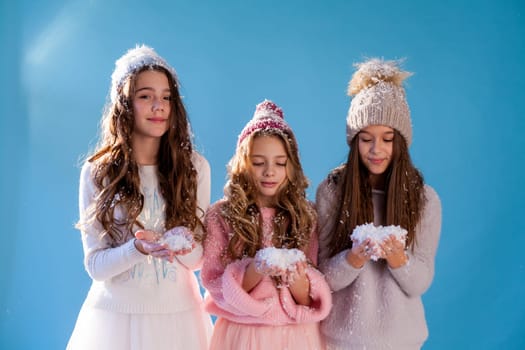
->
[[316, 179, 442, 350], [201, 201, 332, 325], [78, 152, 210, 314]]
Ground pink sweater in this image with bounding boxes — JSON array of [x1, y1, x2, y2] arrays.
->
[[201, 201, 332, 325]]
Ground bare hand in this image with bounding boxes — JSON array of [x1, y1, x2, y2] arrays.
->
[[134, 230, 175, 262], [161, 226, 195, 256], [379, 234, 408, 268], [346, 238, 376, 268]]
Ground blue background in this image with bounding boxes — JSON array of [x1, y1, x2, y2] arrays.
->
[[1, 0, 524, 348]]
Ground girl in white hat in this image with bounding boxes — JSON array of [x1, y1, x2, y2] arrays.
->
[[67, 45, 212, 350]]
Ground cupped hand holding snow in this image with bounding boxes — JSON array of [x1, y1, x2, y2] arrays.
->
[[350, 223, 407, 261], [134, 230, 174, 261], [254, 247, 306, 280], [160, 226, 194, 253]]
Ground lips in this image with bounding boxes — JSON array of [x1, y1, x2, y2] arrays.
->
[[148, 117, 167, 123], [261, 182, 277, 188], [369, 158, 384, 165]]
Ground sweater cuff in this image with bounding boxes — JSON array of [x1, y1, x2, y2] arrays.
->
[[283, 267, 332, 323], [127, 239, 148, 261], [222, 258, 272, 317]]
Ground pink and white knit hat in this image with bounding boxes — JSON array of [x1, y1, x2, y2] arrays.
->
[[237, 99, 292, 146]]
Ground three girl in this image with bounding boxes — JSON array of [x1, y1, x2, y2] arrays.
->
[[316, 58, 442, 349], [71, 47, 440, 350], [68, 45, 212, 350], [201, 100, 332, 349]]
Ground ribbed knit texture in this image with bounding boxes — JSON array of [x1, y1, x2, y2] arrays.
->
[[346, 58, 413, 146], [347, 81, 412, 146]]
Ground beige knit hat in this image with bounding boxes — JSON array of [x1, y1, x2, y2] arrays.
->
[[346, 58, 413, 146]]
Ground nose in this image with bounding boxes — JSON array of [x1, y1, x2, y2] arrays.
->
[[263, 165, 274, 177], [152, 97, 164, 111], [369, 140, 378, 154]]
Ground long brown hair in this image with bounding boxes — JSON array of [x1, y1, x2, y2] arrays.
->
[[80, 65, 203, 246], [326, 130, 426, 257], [221, 131, 315, 261]]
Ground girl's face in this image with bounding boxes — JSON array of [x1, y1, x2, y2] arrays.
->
[[358, 125, 394, 178], [249, 135, 288, 207], [131, 70, 171, 140]]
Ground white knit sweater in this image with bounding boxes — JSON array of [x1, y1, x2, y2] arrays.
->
[[77, 152, 210, 314], [316, 178, 441, 350]]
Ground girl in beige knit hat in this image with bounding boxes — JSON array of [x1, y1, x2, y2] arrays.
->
[[316, 58, 442, 349]]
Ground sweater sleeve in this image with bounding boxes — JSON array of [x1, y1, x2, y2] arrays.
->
[[78, 162, 146, 281], [278, 222, 332, 322], [316, 178, 362, 291], [389, 185, 442, 297], [175, 152, 211, 270], [201, 203, 273, 317]]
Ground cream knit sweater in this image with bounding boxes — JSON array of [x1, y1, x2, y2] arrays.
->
[[78, 152, 210, 314], [316, 178, 441, 350]]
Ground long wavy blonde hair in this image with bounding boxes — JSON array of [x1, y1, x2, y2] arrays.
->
[[220, 130, 315, 261], [79, 65, 203, 246]]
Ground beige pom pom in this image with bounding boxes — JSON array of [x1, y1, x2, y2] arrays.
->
[[348, 58, 412, 96]]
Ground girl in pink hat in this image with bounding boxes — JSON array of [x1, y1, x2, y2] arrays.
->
[[67, 45, 212, 350], [317, 58, 442, 349], [201, 100, 332, 349]]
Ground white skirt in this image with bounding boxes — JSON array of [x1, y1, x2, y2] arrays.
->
[[66, 304, 212, 350]]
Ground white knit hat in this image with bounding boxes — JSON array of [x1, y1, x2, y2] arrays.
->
[[346, 58, 413, 146], [237, 99, 292, 146], [110, 45, 177, 103]]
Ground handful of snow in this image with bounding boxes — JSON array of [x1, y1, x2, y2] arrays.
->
[[160, 226, 194, 252], [350, 223, 407, 261], [254, 247, 306, 276]]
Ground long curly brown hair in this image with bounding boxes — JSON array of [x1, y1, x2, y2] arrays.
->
[[220, 131, 316, 261], [80, 65, 203, 246], [326, 130, 426, 257]]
